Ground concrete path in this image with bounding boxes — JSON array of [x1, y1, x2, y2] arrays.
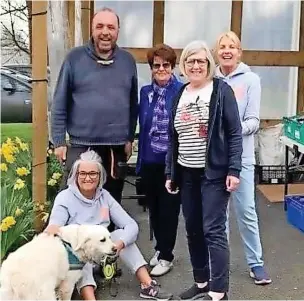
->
[[94, 179, 304, 300]]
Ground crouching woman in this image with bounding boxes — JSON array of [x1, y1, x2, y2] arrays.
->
[[45, 150, 172, 301]]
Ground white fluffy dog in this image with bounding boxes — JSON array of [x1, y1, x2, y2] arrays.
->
[[0, 224, 116, 300]]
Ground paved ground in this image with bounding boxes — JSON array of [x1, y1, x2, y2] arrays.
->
[[93, 178, 304, 300]]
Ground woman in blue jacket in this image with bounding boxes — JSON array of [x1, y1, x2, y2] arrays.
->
[[136, 44, 183, 277]]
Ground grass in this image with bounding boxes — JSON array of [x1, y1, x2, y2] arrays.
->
[[1, 123, 33, 144]]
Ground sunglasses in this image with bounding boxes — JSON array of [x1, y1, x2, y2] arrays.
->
[[152, 62, 171, 70]]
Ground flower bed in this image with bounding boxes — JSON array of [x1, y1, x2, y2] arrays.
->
[[0, 137, 63, 261]]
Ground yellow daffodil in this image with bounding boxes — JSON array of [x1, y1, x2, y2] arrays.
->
[[4, 153, 15, 164], [0, 223, 9, 232], [1, 216, 16, 228], [41, 212, 49, 223], [1, 163, 8, 172], [52, 172, 62, 180], [14, 178, 25, 190], [19, 142, 29, 152], [48, 178, 57, 186], [15, 207, 24, 217], [15, 137, 22, 145], [16, 167, 30, 177], [6, 138, 13, 146]]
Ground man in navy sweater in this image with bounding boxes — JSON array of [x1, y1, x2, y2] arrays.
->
[[51, 7, 138, 221]]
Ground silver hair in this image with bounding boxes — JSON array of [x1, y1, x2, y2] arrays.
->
[[67, 150, 107, 189], [179, 40, 216, 80]]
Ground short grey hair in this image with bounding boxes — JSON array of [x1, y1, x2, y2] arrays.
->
[[179, 40, 216, 80], [67, 150, 107, 189]]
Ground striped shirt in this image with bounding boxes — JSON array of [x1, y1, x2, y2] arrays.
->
[[174, 81, 213, 168]]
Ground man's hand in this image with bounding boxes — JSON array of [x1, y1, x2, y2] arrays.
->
[[113, 240, 125, 254], [54, 146, 67, 164], [44, 224, 60, 235], [124, 142, 132, 161], [226, 175, 240, 192]]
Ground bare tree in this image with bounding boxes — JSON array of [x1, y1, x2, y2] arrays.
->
[[1, 0, 31, 62]]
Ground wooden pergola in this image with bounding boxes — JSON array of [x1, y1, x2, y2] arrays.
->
[[31, 0, 304, 230]]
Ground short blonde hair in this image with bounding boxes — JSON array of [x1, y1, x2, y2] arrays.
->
[[213, 31, 242, 63], [179, 40, 216, 81]]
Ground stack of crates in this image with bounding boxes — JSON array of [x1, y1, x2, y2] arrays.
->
[[284, 195, 304, 233], [283, 115, 304, 145]]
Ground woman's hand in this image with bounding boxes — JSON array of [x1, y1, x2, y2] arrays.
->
[[226, 175, 240, 192], [44, 224, 60, 236], [165, 180, 179, 194], [113, 240, 125, 254]]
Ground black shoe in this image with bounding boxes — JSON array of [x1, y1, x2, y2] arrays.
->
[[202, 293, 228, 300], [179, 283, 209, 300]]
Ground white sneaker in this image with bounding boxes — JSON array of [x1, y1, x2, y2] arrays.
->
[[150, 260, 173, 276], [149, 251, 160, 267]]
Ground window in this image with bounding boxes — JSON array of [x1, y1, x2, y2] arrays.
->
[[241, 0, 301, 51], [252, 66, 298, 119], [94, 1, 154, 48], [164, 0, 232, 48]]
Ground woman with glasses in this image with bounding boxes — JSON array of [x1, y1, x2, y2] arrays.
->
[[165, 40, 243, 301], [136, 44, 183, 277], [45, 150, 173, 301]]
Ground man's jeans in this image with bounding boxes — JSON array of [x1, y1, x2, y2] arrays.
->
[[180, 166, 230, 293], [228, 163, 264, 268]]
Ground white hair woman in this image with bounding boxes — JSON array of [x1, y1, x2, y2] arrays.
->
[[165, 40, 243, 301], [45, 150, 173, 301], [214, 31, 271, 285]]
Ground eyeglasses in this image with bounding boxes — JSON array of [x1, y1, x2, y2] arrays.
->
[[77, 171, 100, 180], [185, 59, 208, 67], [152, 62, 171, 70]]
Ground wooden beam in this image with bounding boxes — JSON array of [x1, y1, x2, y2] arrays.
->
[[31, 0, 48, 232], [90, 0, 94, 36], [297, 1, 304, 114], [81, 0, 91, 43], [123, 47, 304, 67], [230, 0, 243, 39], [153, 0, 164, 45], [66, 0, 75, 48]]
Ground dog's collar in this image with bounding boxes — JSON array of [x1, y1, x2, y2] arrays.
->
[[55, 235, 85, 270]]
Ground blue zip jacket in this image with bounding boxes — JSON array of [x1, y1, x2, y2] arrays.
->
[[136, 76, 183, 175], [165, 77, 243, 183]]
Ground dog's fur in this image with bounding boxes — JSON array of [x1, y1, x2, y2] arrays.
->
[[0, 224, 115, 300]]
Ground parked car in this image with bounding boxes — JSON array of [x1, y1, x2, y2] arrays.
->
[[1, 69, 51, 123]]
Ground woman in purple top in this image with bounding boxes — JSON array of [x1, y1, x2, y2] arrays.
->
[[136, 44, 183, 277]]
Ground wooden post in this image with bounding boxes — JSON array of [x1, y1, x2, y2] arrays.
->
[[153, 0, 164, 45], [81, 0, 91, 43], [230, 0, 243, 39], [31, 0, 48, 232], [297, 2, 304, 114], [66, 0, 75, 48]]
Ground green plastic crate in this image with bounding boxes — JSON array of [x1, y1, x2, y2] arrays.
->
[[283, 115, 304, 145]]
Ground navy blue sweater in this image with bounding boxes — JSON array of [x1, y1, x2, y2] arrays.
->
[[51, 41, 138, 147]]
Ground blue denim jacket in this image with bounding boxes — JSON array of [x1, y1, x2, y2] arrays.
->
[[136, 76, 183, 175]]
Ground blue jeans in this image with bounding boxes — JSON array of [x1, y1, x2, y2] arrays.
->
[[229, 163, 264, 268], [180, 166, 230, 293]]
